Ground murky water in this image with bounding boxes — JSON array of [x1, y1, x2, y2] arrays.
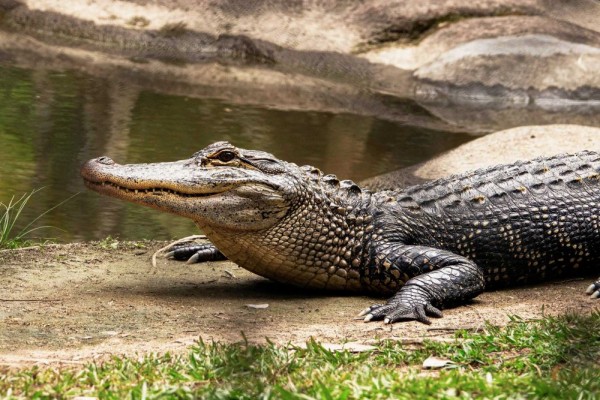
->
[[0, 63, 472, 242]]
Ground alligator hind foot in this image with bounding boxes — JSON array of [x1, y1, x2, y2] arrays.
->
[[586, 278, 600, 299]]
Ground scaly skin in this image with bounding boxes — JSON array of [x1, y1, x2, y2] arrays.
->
[[81, 142, 600, 324]]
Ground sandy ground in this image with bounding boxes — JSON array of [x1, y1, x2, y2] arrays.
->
[[0, 241, 597, 367]]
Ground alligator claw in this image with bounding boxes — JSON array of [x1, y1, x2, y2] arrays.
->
[[185, 252, 201, 264], [362, 303, 440, 325], [164, 251, 175, 259], [587, 281, 600, 298], [362, 292, 443, 325], [358, 305, 382, 317], [384, 303, 442, 325]]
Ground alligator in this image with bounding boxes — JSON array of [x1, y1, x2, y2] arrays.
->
[[81, 142, 600, 324]]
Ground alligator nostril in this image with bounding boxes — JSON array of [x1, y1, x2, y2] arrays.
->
[[97, 156, 115, 165]]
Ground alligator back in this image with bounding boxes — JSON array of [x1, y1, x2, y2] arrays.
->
[[385, 151, 600, 287]]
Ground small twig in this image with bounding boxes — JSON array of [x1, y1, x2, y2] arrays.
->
[[223, 270, 236, 279], [427, 326, 476, 332], [0, 245, 41, 253], [0, 244, 64, 253]]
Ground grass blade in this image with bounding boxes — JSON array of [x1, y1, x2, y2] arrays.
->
[[0, 188, 76, 249]]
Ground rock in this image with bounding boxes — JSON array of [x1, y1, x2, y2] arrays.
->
[[351, 0, 543, 50], [366, 14, 600, 70], [414, 32, 600, 106], [403, 14, 600, 107], [2, 0, 600, 129], [361, 124, 600, 190], [8, 0, 546, 53], [293, 342, 376, 353], [414, 102, 600, 135], [422, 355, 454, 369], [245, 303, 269, 309]]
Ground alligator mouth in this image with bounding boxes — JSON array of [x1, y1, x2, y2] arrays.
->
[[83, 179, 220, 198]]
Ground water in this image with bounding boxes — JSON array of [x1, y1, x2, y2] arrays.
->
[[0, 64, 472, 242]]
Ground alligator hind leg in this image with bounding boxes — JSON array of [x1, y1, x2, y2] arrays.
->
[[166, 242, 227, 263], [361, 245, 485, 324], [586, 278, 600, 298]]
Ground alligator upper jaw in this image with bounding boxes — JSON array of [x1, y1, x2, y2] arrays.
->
[[82, 178, 219, 199], [80, 157, 227, 201]]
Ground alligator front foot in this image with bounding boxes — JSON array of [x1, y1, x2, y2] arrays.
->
[[165, 242, 227, 263], [586, 278, 600, 299], [359, 286, 443, 325], [360, 245, 486, 325], [151, 235, 228, 267]]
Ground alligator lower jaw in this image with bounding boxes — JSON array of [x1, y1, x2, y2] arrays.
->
[[82, 179, 219, 199]]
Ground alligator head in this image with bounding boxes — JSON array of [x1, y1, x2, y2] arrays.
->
[[81, 142, 295, 231], [81, 142, 372, 290]]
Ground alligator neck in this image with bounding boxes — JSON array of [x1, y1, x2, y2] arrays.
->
[[198, 177, 376, 291]]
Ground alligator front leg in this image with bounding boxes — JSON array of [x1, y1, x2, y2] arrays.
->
[[361, 245, 485, 324]]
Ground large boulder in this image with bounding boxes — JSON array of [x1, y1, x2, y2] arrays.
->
[[2, 0, 600, 131], [363, 14, 600, 106], [361, 124, 600, 190]]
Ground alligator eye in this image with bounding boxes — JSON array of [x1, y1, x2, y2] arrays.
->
[[216, 151, 236, 162]]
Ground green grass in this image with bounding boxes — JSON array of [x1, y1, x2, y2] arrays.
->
[[94, 236, 150, 250], [0, 189, 75, 249], [1, 312, 598, 399]]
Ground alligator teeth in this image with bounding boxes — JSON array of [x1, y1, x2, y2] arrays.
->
[[94, 180, 210, 198]]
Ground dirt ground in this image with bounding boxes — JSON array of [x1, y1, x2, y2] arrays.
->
[[0, 241, 597, 367]]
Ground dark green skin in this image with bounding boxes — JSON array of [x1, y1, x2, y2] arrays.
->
[[82, 143, 600, 324]]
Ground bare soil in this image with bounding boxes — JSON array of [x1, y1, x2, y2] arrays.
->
[[0, 242, 597, 367]]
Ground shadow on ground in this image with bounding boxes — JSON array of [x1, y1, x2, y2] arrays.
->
[[0, 242, 597, 367]]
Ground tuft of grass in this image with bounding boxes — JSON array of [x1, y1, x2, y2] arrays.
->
[[1, 312, 598, 399], [95, 235, 121, 250], [94, 236, 149, 250], [0, 188, 76, 249]]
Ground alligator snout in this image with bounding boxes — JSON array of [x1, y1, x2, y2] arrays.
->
[[81, 156, 116, 183]]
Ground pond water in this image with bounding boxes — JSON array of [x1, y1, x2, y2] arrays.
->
[[0, 63, 474, 242]]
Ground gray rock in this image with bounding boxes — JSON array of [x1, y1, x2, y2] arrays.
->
[[414, 32, 600, 106], [391, 13, 600, 107]]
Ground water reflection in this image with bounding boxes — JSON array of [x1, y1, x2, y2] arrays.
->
[[0, 64, 472, 242]]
